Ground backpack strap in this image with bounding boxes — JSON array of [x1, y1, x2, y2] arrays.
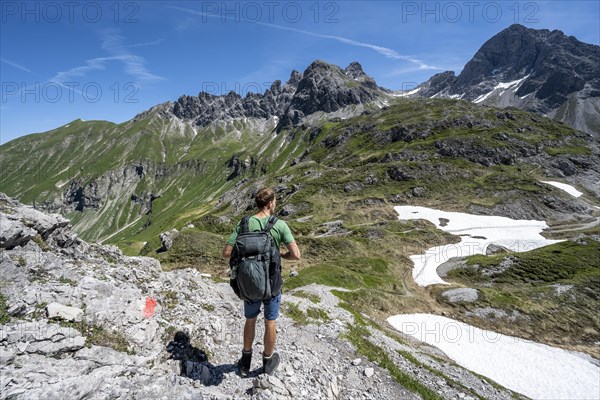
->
[[240, 216, 250, 234], [263, 215, 277, 233]]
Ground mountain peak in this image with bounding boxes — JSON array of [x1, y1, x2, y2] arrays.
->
[[504, 23, 528, 32], [303, 60, 340, 75], [279, 60, 384, 127], [287, 69, 303, 85], [344, 61, 366, 79], [502, 23, 566, 38], [414, 24, 600, 135]]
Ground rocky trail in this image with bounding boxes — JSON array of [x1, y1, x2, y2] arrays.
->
[[1, 193, 525, 399], [545, 216, 600, 234]]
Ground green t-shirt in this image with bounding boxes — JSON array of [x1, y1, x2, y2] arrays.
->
[[227, 216, 295, 250]]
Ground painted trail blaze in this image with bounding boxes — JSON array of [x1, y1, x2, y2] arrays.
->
[[143, 296, 157, 318]]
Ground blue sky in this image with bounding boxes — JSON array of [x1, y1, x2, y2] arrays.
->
[[1, 0, 598, 144]]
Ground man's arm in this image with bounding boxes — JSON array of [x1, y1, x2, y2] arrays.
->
[[222, 244, 233, 259], [223, 222, 241, 259], [281, 241, 301, 261]]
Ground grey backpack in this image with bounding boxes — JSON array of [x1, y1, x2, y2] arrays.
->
[[229, 216, 282, 301]]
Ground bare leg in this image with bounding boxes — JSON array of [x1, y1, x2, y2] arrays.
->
[[243, 317, 257, 351], [264, 319, 277, 357]]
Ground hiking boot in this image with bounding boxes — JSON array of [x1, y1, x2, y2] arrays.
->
[[237, 349, 252, 377], [262, 352, 280, 375]]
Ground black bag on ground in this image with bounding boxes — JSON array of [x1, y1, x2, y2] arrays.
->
[[230, 216, 282, 301]]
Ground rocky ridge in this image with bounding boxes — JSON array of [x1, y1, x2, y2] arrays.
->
[[168, 60, 386, 130], [0, 193, 524, 399]]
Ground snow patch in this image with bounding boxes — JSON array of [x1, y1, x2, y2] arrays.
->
[[474, 75, 530, 104], [541, 181, 583, 198], [474, 91, 493, 104], [394, 206, 562, 286], [496, 75, 530, 90], [387, 313, 600, 400], [391, 88, 420, 97]]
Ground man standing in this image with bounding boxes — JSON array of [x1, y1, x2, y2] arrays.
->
[[222, 188, 301, 376]]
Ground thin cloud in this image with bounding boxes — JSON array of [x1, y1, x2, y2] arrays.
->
[[125, 38, 164, 48], [168, 5, 440, 70], [262, 25, 440, 70], [175, 16, 196, 32], [100, 29, 164, 81], [50, 56, 118, 84], [48, 30, 164, 86], [386, 65, 455, 77], [1, 58, 33, 74]]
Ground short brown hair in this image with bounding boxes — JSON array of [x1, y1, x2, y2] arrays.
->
[[255, 187, 275, 208]]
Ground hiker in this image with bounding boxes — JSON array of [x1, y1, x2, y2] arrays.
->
[[222, 187, 301, 376]]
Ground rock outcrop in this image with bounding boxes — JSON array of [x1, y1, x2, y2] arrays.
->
[[159, 228, 180, 252]]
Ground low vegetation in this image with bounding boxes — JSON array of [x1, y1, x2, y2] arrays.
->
[[440, 239, 600, 356], [162, 290, 179, 309], [342, 315, 443, 400], [57, 318, 136, 355], [0, 292, 10, 324], [290, 290, 321, 304], [282, 301, 331, 325], [155, 230, 225, 274], [282, 302, 309, 326]]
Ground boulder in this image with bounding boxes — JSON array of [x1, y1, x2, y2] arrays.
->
[[0, 214, 36, 249], [441, 288, 479, 303], [159, 229, 180, 251], [46, 303, 84, 322]]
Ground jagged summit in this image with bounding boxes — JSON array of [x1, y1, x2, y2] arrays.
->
[[412, 24, 600, 135], [279, 59, 384, 126], [303, 59, 336, 72], [170, 59, 385, 129], [287, 69, 303, 85], [344, 61, 366, 78], [412, 71, 456, 98]]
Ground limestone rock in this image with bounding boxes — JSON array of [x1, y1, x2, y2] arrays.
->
[[46, 303, 84, 322], [159, 228, 179, 251], [441, 288, 479, 303]]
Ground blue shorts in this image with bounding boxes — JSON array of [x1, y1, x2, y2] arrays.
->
[[244, 292, 282, 320]]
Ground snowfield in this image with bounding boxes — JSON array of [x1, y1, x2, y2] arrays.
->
[[387, 314, 600, 400], [394, 206, 563, 286], [541, 181, 584, 197]]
